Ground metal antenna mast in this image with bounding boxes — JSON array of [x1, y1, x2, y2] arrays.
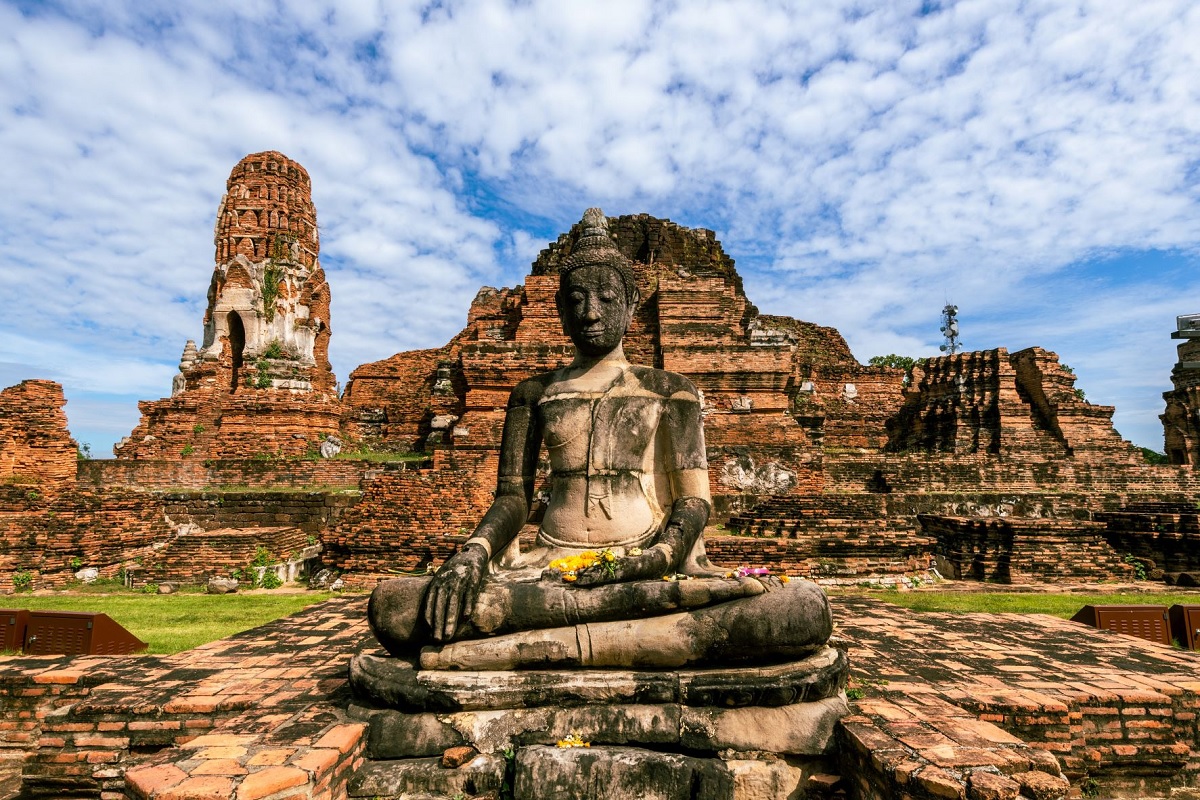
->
[[939, 304, 961, 355]]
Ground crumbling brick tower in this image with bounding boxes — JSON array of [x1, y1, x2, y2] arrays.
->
[[116, 151, 341, 460], [1162, 314, 1200, 465]]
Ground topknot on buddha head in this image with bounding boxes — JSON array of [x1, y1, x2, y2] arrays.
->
[[560, 208, 640, 307]]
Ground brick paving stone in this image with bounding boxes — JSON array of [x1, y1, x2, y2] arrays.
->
[[235, 765, 308, 800]]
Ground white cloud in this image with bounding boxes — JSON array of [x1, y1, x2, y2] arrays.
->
[[0, 0, 1198, 453]]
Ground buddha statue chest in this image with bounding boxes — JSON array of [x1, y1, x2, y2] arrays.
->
[[536, 370, 674, 548]]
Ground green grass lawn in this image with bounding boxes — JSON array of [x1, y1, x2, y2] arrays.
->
[[5, 591, 338, 654], [852, 589, 1200, 619]]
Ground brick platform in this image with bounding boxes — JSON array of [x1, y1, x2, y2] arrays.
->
[[836, 595, 1200, 798], [5, 593, 1200, 798]]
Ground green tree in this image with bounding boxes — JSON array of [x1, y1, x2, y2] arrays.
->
[[868, 354, 917, 371], [1139, 447, 1169, 465]]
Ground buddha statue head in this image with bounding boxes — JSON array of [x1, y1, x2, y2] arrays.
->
[[556, 208, 640, 358]]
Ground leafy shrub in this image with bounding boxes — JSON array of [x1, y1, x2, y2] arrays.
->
[[1124, 555, 1148, 581], [259, 571, 283, 590], [12, 571, 33, 592], [181, 444, 195, 456]]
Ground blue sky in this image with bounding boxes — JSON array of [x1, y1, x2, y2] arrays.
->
[[1, 0, 1198, 455]]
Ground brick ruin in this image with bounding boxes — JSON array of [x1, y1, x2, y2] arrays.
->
[[1162, 313, 1200, 466], [115, 151, 340, 462], [0, 380, 78, 492]]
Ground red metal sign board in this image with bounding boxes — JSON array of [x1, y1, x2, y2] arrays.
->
[[1070, 605, 1172, 646]]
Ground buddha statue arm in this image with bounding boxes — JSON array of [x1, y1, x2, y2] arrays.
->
[[423, 379, 545, 641]]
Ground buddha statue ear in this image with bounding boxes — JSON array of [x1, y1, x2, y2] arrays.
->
[[554, 288, 568, 336]]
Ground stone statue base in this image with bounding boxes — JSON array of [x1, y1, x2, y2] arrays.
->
[[347, 646, 850, 799]]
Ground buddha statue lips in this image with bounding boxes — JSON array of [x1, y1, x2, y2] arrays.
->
[[364, 208, 834, 671]]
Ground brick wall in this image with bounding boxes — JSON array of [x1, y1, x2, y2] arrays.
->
[[78, 458, 368, 491], [0, 488, 174, 592], [922, 515, 1135, 583]]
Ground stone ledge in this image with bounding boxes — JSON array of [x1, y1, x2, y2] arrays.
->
[[349, 644, 847, 712], [354, 694, 848, 758]]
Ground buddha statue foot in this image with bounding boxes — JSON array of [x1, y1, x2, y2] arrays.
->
[[348, 641, 847, 713], [419, 580, 832, 671]]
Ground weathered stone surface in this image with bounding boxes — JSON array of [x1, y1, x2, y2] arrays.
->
[[350, 645, 846, 712], [513, 745, 734, 800], [1012, 770, 1069, 800], [361, 695, 844, 759], [206, 577, 238, 594], [309, 567, 340, 589], [346, 755, 505, 798], [74, 567, 99, 584], [966, 769, 1020, 800], [725, 758, 805, 800], [355, 707, 464, 758], [679, 695, 847, 755], [418, 581, 834, 671], [156, 581, 178, 594]]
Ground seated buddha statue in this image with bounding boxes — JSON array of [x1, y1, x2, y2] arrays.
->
[[366, 209, 832, 672]]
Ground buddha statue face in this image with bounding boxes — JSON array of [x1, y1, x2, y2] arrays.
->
[[557, 264, 636, 358]]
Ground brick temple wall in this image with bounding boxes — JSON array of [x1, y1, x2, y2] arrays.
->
[[0, 487, 175, 591], [1162, 337, 1200, 465], [325, 458, 492, 581], [77, 458, 369, 491], [922, 514, 1135, 583], [120, 393, 342, 461], [131, 526, 318, 587], [341, 348, 448, 450]]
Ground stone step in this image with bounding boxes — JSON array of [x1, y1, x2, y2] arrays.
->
[[513, 745, 814, 800]]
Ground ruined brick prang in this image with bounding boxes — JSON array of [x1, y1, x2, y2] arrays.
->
[[116, 152, 340, 460]]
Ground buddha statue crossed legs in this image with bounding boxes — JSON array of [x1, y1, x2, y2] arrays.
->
[[365, 209, 833, 673]]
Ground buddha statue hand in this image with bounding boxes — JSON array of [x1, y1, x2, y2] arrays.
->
[[423, 542, 489, 642], [572, 542, 671, 586]]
